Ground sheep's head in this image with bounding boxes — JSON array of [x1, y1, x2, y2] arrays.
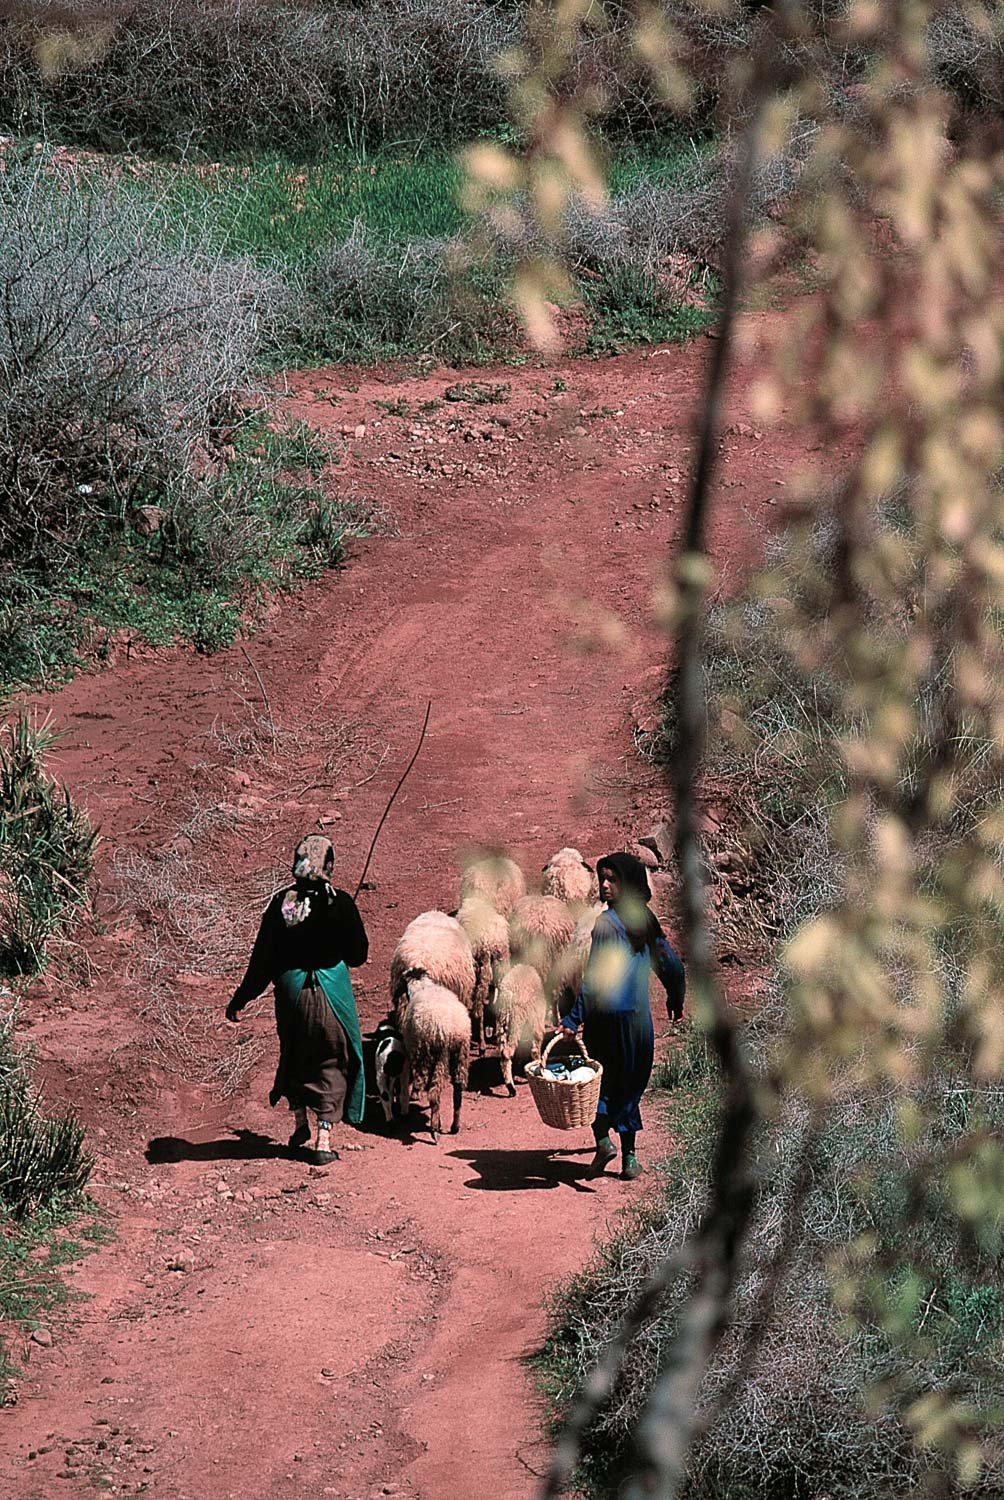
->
[[543, 846, 593, 874], [292, 834, 334, 883], [392, 965, 428, 1017], [542, 847, 598, 904]]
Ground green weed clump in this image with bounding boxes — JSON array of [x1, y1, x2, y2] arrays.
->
[[0, 1006, 97, 1401], [0, 715, 97, 980], [0, 1014, 92, 1221]]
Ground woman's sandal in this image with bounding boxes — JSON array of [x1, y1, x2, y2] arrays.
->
[[311, 1123, 340, 1166]]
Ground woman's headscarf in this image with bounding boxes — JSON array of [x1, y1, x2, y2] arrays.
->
[[596, 851, 659, 953], [283, 835, 335, 926]]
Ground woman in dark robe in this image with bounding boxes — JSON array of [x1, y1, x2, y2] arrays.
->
[[558, 851, 685, 1180], [226, 835, 368, 1164]]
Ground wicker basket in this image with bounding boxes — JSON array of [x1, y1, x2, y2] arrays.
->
[[525, 1033, 602, 1130]]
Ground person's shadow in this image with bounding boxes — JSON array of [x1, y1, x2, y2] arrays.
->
[[448, 1145, 598, 1193], [145, 1129, 292, 1164]]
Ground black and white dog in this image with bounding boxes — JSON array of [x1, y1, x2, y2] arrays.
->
[[373, 1016, 406, 1124]]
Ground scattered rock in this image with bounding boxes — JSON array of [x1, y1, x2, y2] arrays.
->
[[30, 1328, 53, 1347], [166, 1251, 194, 1273], [631, 843, 660, 871], [638, 821, 674, 865], [131, 504, 164, 536]]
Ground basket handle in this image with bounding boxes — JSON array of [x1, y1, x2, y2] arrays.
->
[[540, 1031, 588, 1069]]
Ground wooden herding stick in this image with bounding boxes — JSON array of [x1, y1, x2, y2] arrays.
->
[[352, 701, 432, 901]]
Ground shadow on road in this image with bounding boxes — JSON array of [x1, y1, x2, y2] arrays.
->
[[448, 1146, 598, 1193], [145, 1129, 292, 1164]]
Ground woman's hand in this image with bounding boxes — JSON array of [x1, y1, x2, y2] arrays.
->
[[553, 1024, 576, 1037]]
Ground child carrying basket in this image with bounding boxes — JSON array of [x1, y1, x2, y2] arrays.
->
[[552, 853, 686, 1181]]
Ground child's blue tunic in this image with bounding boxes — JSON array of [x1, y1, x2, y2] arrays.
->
[[560, 907, 685, 1135]]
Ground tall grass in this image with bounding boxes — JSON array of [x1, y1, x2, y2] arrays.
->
[[0, 714, 97, 979], [0, 1003, 95, 1401]]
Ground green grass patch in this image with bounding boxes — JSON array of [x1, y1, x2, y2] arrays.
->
[[583, 267, 716, 354], [138, 143, 705, 268], [143, 151, 466, 268], [0, 1198, 107, 1403], [0, 419, 370, 699]]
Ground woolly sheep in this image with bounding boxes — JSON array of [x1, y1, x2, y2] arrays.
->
[[396, 969, 471, 1138], [541, 847, 598, 908], [459, 853, 526, 917], [546, 903, 604, 1023], [390, 910, 476, 1012], [493, 963, 547, 1097], [509, 893, 576, 983], [456, 895, 510, 1054]]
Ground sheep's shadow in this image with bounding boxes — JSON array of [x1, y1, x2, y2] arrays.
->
[[145, 1129, 292, 1164], [448, 1146, 598, 1193], [468, 1055, 505, 1094]]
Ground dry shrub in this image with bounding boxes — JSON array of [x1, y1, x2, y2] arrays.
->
[[0, 1, 995, 161], [112, 844, 277, 1096], [284, 225, 509, 362], [549, 1043, 1004, 1500], [0, 0, 520, 154], [0, 150, 275, 567]]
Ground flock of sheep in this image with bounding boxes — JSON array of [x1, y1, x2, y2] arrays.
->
[[377, 848, 603, 1140]]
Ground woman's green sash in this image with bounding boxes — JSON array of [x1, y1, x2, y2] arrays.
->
[[275, 963, 365, 1125]]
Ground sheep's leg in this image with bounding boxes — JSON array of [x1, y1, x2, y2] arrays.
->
[[472, 956, 490, 1055], [501, 1047, 516, 1098], [429, 1052, 448, 1141], [450, 1042, 468, 1134]]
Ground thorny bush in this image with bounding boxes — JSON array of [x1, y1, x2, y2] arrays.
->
[[0, 152, 272, 569]]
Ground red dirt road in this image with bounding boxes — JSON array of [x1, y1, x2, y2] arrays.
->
[[1, 323, 809, 1500]]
